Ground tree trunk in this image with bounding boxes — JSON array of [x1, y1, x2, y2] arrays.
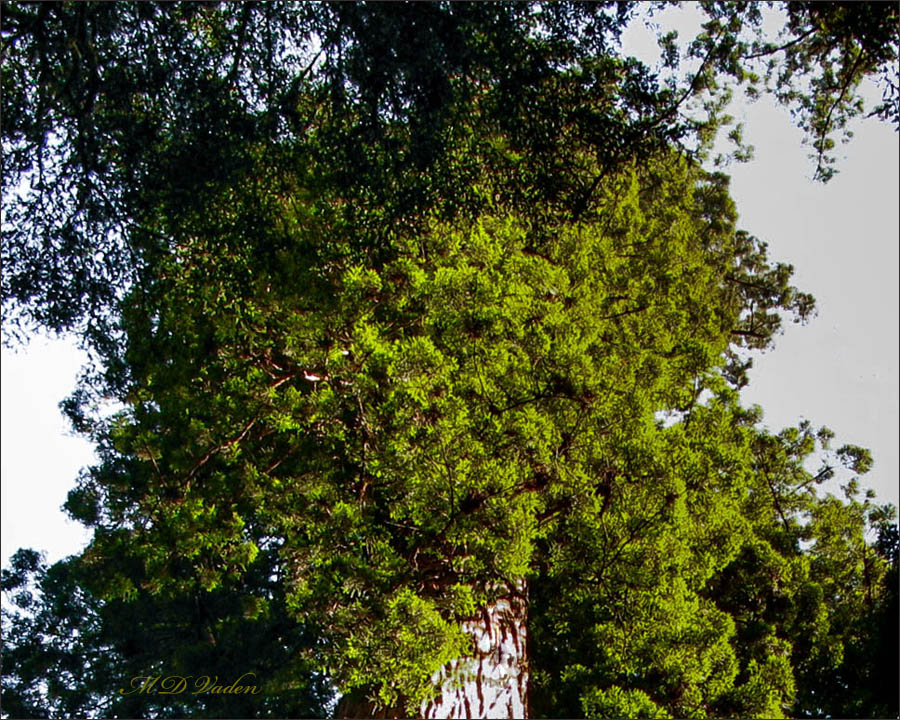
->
[[336, 586, 528, 719], [421, 585, 529, 719]]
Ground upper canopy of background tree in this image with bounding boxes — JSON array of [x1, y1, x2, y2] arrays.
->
[[2, 1, 897, 346]]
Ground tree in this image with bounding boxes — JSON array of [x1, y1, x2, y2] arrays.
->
[[2, 3, 898, 718], [20, 150, 831, 717]]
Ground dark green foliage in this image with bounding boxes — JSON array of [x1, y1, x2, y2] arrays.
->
[[529, 415, 898, 719], [0, 1, 674, 342], [788, 505, 899, 720], [1, 548, 333, 718], [3, 2, 896, 341], [693, 1, 899, 180]]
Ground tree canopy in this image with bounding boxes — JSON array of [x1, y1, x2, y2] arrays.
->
[[2, 1, 896, 341], [1, 3, 898, 719]]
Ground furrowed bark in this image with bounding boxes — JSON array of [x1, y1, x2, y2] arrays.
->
[[422, 585, 529, 719]]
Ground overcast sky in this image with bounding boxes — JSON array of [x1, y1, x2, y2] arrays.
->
[[728, 96, 899, 510], [2, 11, 898, 568]]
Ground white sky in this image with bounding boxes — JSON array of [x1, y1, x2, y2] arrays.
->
[[2, 338, 95, 563], [2, 10, 898, 568], [729, 96, 899, 509]]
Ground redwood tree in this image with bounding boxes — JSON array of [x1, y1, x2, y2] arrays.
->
[[2, 3, 898, 718]]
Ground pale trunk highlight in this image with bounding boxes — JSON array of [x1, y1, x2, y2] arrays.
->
[[421, 587, 528, 719]]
